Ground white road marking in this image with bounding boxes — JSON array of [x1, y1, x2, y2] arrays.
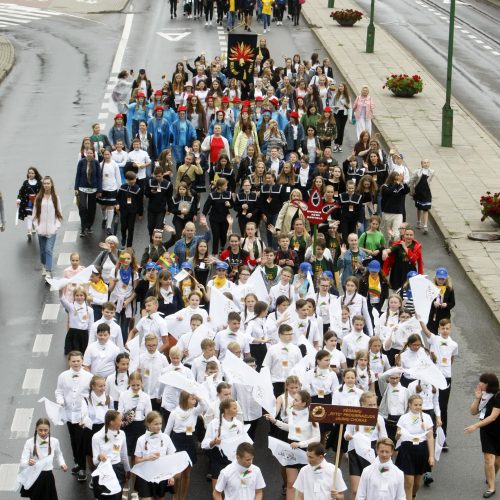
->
[[63, 230, 78, 243], [98, 112, 109, 120], [100, 123, 106, 130], [57, 252, 71, 266], [493, 51, 500, 56], [22, 369, 44, 394], [11, 408, 33, 438], [156, 31, 191, 42], [104, 92, 111, 99], [101, 102, 111, 109], [461, 29, 469, 33], [0, 14, 30, 22], [32, 334, 53, 354], [484, 45, 492, 49], [0, 3, 62, 15], [0, 464, 19, 491], [41, 303, 60, 321], [111, 13, 134, 74], [467, 34, 476, 38], [475, 39, 484, 44], [68, 209, 79, 222]]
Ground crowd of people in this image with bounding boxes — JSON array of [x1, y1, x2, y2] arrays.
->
[[11, 32, 500, 500]]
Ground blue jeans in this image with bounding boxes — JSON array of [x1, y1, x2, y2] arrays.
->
[[263, 13, 270, 29], [227, 11, 236, 29], [38, 234, 57, 272]]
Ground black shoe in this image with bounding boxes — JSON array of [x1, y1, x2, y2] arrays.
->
[[87, 227, 93, 234], [106, 228, 113, 236], [423, 472, 434, 486], [484, 491, 496, 499], [174, 11, 177, 17], [71, 465, 80, 475], [442, 443, 449, 452], [80, 230, 86, 238], [206, 473, 212, 482], [101, 219, 106, 228], [121, 239, 126, 247], [77, 470, 87, 482]]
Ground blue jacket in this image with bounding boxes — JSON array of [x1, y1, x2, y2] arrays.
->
[[74, 158, 102, 191], [147, 117, 171, 156], [127, 102, 149, 134], [108, 125, 131, 150], [169, 118, 197, 164], [338, 249, 369, 285], [284, 122, 305, 150], [173, 230, 212, 265]]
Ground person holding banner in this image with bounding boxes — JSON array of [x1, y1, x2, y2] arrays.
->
[[293, 442, 347, 500], [356, 438, 406, 500], [395, 394, 434, 500], [214, 442, 265, 500], [18, 418, 67, 500], [265, 390, 320, 500], [91, 410, 130, 499], [344, 391, 387, 500], [134, 411, 176, 500]]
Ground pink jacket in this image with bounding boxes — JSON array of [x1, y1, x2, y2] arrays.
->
[[353, 95, 375, 120]]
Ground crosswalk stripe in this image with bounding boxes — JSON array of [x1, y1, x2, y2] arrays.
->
[[41, 303, 60, 321], [32, 334, 53, 355], [22, 369, 44, 395], [0, 464, 19, 491], [11, 408, 33, 438], [0, 15, 30, 23], [0, 8, 52, 18], [0, 3, 62, 15]]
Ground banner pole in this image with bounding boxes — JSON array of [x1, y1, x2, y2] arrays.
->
[[333, 423, 343, 500]]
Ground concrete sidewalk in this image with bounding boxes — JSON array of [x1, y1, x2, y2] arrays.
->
[[302, 0, 500, 323], [0, 36, 15, 85]]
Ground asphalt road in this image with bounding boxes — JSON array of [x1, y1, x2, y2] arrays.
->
[[0, 1, 499, 499], [354, 0, 500, 141]]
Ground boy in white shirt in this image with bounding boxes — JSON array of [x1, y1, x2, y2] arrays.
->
[[262, 324, 302, 397], [294, 442, 347, 500], [83, 323, 121, 377], [214, 312, 250, 361], [357, 438, 406, 500], [127, 296, 169, 353], [341, 315, 370, 367], [88, 301, 124, 350], [269, 266, 296, 311], [214, 443, 266, 500], [137, 333, 169, 411], [192, 338, 221, 383], [176, 314, 206, 367], [55, 351, 93, 482], [295, 299, 321, 354]]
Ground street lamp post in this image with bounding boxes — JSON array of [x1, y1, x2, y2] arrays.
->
[[366, 0, 375, 53], [441, 0, 456, 147]]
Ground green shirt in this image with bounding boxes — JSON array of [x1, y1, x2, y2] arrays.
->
[[359, 230, 385, 251]]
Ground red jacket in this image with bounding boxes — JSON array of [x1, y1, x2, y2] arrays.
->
[[382, 239, 424, 275]]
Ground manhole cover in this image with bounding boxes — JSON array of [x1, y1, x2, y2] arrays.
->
[[467, 232, 500, 241]]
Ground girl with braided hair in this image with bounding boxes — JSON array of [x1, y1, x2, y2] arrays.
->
[[19, 418, 67, 499]]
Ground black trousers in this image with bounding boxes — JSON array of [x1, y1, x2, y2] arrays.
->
[[64, 328, 88, 356], [147, 210, 165, 236], [169, 0, 177, 14], [205, 1, 214, 20], [120, 211, 137, 246], [439, 377, 452, 436], [340, 215, 358, 243], [215, 0, 223, 21], [292, 3, 301, 24], [209, 217, 228, 254], [67, 422, 86, 470], [335, 112, 348, 146], [77, 191, 97, 231]]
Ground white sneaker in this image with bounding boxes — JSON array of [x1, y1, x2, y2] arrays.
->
[[416, 221, 422, 229], [45, 272, 52, 279], [263, 28, 267, 33], [205, 20, 208, 25], [41, 266, 47, 276], [423, 226, 428, 235], [209, 20, 212, 25]]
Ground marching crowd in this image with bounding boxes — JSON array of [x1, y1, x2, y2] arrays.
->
[[11, 31, 500, 500]]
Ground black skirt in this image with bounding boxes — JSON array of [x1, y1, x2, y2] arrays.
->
[[480, 428, 500, 456], [348, 444, 375, 476], [171, 431, 197, 465], [92, 463, 125, 500], [326, 423, 348, 453], [20, 470, 57, 500], [395, 441, 429, 475], [135, 476, 175, 498], [311, 393, 333, 433], [124, 420, 145, 456], [98, 190, 118, 206], [209, 447, 231, 478]]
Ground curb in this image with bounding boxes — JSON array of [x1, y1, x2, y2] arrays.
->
[[0, 35, 15, 86], [301, 9, 500, 327]]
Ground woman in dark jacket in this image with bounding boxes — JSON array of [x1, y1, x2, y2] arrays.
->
[[16, 167, 42, 240], [427, 267, 455, 334]]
